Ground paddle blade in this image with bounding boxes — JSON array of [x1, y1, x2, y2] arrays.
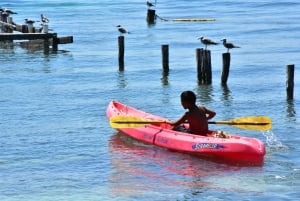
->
[[109, 115, 166, 128], [211, 116, 272, 131]]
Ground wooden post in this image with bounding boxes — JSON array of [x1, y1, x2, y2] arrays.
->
[[205, 50, 212, 84], [286, 64, 294, 100], [52, 33, 58, 51], [196, 48, 212, 84], [1, 12, 9, 33], [161, 44, 169, 73], [118, 36, 125, 71], [221, 53, 231, 84], [196, 48, 204, 83], [146, 9, 156, 24]]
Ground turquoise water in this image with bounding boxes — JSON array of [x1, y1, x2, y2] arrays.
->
[[0, 0, 299, 200]]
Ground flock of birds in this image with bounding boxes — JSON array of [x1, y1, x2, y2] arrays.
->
[[116, 1, 240, 53], [1, 7, 49, 26], [198, 36, 240, 53], [24, 14, 49, 25], [2, 4, 239, 53], [116, 24, 239, 53]]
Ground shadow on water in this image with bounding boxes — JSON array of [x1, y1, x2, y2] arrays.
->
[[108, 133, 250, 197]]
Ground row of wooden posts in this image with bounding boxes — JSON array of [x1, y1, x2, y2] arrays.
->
[[118, 36, 295, 100]]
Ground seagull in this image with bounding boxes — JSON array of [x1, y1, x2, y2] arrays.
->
[[198, 36, 218, 50], [221, 39, 240, 52], [116, 25, 130, 35], [1, 8, 17, 15], [25, 18, 38, 24], [146, 1, 155, 7], [41, 14, 49, 23]]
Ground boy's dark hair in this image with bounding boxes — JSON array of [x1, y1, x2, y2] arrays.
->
[[181, 91, 196, 104]]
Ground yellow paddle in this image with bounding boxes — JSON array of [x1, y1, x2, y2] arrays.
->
[[109, 115, 272, 130]]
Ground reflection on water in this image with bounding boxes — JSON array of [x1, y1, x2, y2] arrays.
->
[[0, 41, 14, 50], [108, 133, 243, 198], [221, 84, 233, 107], [160, 73, 169, 86], [286, 99, 296, 120], [116, 71, 127, 89], [195, 84, 213, 103]]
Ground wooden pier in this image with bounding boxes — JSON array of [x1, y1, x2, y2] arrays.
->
[[0, 11, 73, 51]]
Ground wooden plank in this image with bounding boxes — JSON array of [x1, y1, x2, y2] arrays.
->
[[57, 36, 73, 44], [0, 33, 57, 41], [173, 18, 216, 22]]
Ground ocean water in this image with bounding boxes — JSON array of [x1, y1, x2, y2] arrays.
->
[[0, 0, 299, 200]]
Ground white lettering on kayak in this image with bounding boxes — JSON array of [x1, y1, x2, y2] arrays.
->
[[192, 143, 225, 150]]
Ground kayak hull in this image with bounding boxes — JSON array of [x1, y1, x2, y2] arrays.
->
[[106, 101, 266, 166]]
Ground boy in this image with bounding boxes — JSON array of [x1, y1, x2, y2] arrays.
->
[[170, 90, 216, 136]]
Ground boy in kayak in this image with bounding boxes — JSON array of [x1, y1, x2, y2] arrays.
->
[[170, 90, 216, 136]]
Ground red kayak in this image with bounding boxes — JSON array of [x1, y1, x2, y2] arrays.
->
[[106, 100, 266, 165]]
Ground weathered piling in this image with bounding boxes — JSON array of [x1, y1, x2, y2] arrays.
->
[[196, 48, 212, 84], [286, 64, 295, 100], [0, 12, 13, 33], [118, 36, 125, 71], [221, 53, 231, 84], [146, 9, 156, 24], [52, 33, 58, 51], [161, 44, 169, 74]]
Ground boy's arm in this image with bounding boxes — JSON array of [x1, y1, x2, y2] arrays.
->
[[202, 106, 216, 120], [168, 113, 187, 126]]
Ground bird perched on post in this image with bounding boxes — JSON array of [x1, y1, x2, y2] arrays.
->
[[0, 8, 17, 15], [25, 18, 38, 24], [146, 1, 155, 7], [41, 14, 49, 24], [116, 25, 130, 35], [221, 39, 240, 52], [198, 36, 218, 50]]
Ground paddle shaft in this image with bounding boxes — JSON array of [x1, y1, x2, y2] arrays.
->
[[110, 115, 272, 130], [209, 121, 269, 126]]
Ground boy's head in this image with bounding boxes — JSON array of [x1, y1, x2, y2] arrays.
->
[[180, 91, 196, 108]]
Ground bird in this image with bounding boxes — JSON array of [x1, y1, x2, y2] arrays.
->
[[221, 39, 240, 52], [116, 25, 130, 35], [198, 36, 218, 50], [0, 8, 17, 15], [146, 1, 155, 7], [25, 18, 38, 24], [41, 14, 49, 23]]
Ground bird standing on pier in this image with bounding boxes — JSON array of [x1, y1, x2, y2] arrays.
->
[[41, 14, 49, 24], [25, 18, 38, 24], [146, 1, 155, 7], [221, 39, 240, 52], [116, 25, 130, 35], [198, 36, 218, 50], [0, 8, 17, 15]]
